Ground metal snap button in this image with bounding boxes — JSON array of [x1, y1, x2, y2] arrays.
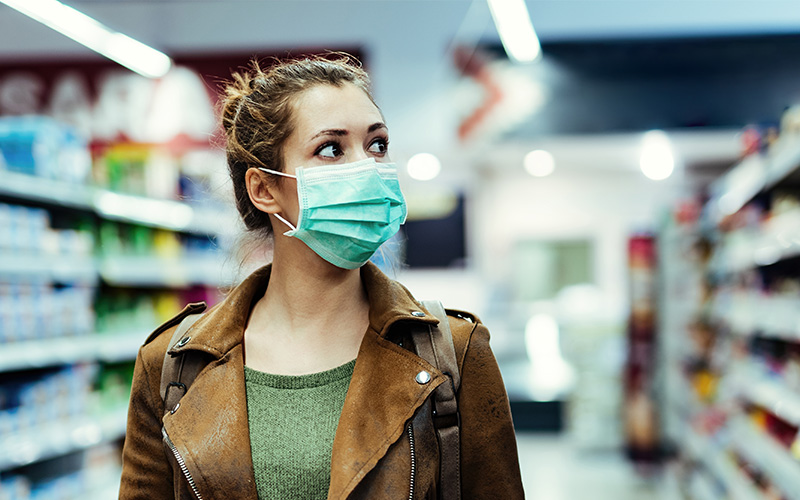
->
[[176, 336, 190, 347], [411, 311, 425, 317], [415, 371, 431, 384], [171, 403, 180, 414]]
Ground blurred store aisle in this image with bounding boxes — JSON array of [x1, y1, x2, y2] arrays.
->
[[517, 433, 673, 500]]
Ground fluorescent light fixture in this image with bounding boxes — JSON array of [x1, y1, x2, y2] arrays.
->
[[0, 0, 172, 78], [407, 153, 442, 181], [640, 130, 675, 181], [487, 0, 541, 63], [523, 149, 555, 177]]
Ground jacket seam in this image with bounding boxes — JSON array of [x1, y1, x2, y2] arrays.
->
[[139, 347, 166, 417], [457, 321, 480, 376]]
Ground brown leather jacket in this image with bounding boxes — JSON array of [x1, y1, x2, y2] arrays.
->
[[119, 262, 525, 499]]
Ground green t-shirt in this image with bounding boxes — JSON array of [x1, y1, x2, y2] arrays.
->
[[244, 359, 356, 500]]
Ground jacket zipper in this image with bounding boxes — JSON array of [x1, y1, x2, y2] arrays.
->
[[407, 423, 416, 500], [162, 427, 204, 500]]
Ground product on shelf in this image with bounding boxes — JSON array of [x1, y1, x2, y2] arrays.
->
[[0, 117, 91, 184], [0, 284, 94, 343], [0, 442, 123, 500], [0, 108, 231, 496], [0, 203, 94, 260], [663, 112, 800, 500], [0, 364, 96, 437]]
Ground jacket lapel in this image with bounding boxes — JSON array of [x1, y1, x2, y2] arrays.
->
[[327, 330, 446, 500], [162, 343, 258, 500], [159, 266, 268, 500]]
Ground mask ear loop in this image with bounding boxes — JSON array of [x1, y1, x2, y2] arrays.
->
[[258, 167, 296, 179], [257, 167, 298, 231]]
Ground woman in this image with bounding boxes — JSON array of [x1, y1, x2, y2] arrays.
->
[[119, 55, 524, 500]]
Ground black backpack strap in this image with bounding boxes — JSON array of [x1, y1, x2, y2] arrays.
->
[[160, 311, 205, 416], [414, 300, 461, 500]]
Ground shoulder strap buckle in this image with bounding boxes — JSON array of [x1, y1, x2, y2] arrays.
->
[[160, 311, 205, 415]]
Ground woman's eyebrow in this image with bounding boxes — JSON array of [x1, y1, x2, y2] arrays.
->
[[311, 129, 347, 139], [311, 123, 387, 140]]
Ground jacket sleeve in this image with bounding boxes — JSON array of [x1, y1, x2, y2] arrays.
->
[[119, 347, 174, 499], [458, 322, 525, 498]]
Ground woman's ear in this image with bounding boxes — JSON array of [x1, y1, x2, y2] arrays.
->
[[245, 168, 283, 214]]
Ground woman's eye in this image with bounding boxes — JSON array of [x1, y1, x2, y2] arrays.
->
[[316, 142, 343, 158], [368, 138, 388, 155]]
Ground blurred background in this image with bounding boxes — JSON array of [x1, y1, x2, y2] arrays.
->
[[2, 1, 800, 498]]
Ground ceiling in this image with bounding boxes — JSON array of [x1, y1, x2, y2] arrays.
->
[[0, 0, 798, 180]]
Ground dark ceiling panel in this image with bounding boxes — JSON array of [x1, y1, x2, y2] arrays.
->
[[492, 34, 800, 136]]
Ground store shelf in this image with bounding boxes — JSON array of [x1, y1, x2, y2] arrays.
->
[[683, 428, 762, 500], [99, 254, 232, 288], [0, 170, 94, 210], [0, 334, 143, 373], [0, 253, 97, 284], [713, 289, 800, 341], [708, 137, 800, 223], [0, 170, 235, 236], [731, 368, 800, 427], [710, 210, 800, 275], [0, 406, 128, 471], [687, 472, 719, 500], [730, 417, 800, 500], [0, 252, 232, 288]]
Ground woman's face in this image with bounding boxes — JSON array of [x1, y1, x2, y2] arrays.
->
[[280, 82, 389, 173]]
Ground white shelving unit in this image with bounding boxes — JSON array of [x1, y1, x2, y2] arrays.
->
[[730, 367, 800, 427], [0, 334, 142, 373], [0, 170, 236, 236], [730, 417, 800, 500], [0, 253, 97, 284], [0, 253, 232, 288], [0, 406, 128, 471], [682, 428, 763, 500], [712, 289, 800, 341], [708, 137, 800, 224], [99, 254, 233, 288], [663, 135, 800, 500], [710, 210, 800, 275], [0, 166, 235, 485]]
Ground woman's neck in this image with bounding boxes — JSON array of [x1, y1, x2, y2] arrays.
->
[[243, 238, 370, 374], [264, 252, 368, 330]]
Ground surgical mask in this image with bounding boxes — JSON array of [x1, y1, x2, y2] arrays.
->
[[259, 158, 407, 269]]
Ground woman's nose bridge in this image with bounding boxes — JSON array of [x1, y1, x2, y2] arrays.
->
[[346, 145, 370, 163]]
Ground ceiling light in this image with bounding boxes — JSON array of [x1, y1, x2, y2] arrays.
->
[[1, 0, 172, 78], [487, 0, 541, 63], [407, 153, 441, 181], [640, 130, 675, 181], [523, 149, 555, 177]]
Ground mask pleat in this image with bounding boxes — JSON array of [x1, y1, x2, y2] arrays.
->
[[283, 159, 407, 269]]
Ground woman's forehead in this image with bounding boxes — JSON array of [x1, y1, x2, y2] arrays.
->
[[292, 83, 383, 134]]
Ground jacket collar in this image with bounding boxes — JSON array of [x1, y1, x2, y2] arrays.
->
[[164, 261, 446, 500], [168, 261, 439, 358]]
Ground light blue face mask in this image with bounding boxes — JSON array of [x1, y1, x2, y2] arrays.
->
[[259, 158, 407, 269]]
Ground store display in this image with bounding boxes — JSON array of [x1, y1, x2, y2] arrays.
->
[[0, 95, 232, 498], [624, 235, 660, 464], [662, 107, 800, 500]]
